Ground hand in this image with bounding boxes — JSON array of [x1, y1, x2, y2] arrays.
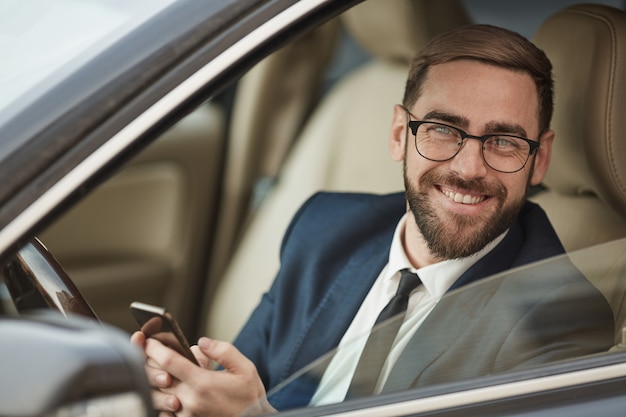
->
[[131, 331, 181, 415], [133, 331, 275, 417]]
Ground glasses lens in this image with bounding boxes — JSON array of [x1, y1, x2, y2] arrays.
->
[[482, 136, 531, 173], [414, 122, 462, 161], [412, 122, 532, 173]]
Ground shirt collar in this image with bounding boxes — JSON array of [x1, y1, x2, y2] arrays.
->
[[386, 213, 508, 300]]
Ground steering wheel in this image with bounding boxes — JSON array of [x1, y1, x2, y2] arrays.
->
[[1, 238, 99, 321]]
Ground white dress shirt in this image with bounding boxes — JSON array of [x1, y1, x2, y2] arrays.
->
[[310, 214, 506, 406]]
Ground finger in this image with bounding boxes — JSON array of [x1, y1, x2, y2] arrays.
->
[[146, 357, 160, 368], [145, 337, 196, 381], [130, 331, 146, 348], [195, 338, 268, 416], [190, 344, 211, 368], [197, 337, 255, 374], [145, 364, 173, 388], [151, 389, 180, 414]]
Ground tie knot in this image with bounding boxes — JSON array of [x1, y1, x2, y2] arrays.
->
[[397, 269, 420, 296]]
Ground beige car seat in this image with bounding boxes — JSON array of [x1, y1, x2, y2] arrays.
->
[[206, 20, 341, 289], [531, 4, 626, 344], [204, 0, 472, 341], [531, 4, 626, 252]]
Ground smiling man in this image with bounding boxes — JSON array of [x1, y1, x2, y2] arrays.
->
[[395, 57, 553, 266], [133, 24, 613, 416]]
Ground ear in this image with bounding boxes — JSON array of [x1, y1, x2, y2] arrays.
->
[[529, 129, 554, 186], [389, 104, 408, 162]]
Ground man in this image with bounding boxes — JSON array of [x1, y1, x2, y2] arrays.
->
[[132, 24, 614, 416]]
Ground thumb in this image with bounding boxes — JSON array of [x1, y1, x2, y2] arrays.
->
[[197, 337, 253, 374], [197, 337, 268, 408], [130, 331, 146, 348]]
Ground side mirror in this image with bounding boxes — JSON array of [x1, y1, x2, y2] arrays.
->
[[0, 311, 155, 417]]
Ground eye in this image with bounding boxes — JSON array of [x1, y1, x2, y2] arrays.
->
[[433, 125, 455, 135], [490, 136, 521, 149], [424, 123, 458, 138]]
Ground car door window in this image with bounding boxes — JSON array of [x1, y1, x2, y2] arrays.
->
[[262, 238, 626, 413]]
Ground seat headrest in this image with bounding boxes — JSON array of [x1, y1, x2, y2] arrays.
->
[[533, 4, 626, 217], [340, 0, 472, 63]]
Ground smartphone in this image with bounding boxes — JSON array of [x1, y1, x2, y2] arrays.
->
[[130, 301, 199, 365]]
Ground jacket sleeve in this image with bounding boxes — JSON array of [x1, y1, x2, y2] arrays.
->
[[232, 193, 322, 388]]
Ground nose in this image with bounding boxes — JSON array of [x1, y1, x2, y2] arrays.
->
[[449, 138, 488, 180]]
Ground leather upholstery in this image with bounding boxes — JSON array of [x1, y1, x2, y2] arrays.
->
[[531, 4, 626, 250], [341, 0, 471, 62]]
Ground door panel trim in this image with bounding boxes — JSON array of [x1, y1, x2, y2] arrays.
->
[[308, 361, 626, 417]]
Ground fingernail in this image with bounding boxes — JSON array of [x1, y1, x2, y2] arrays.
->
[[155, 372, 168, 386], [198, 337, 212, 349], [166, 396, 178, 411]]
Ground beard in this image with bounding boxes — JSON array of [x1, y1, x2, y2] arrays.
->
[[404, 164, 527, 260]]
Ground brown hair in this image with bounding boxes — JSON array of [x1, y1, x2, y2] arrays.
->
[[403, 24, 554, 135]]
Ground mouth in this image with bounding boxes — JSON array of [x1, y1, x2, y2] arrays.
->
[[439, 186, 488, 205]]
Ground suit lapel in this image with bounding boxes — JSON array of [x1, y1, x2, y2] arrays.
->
[[382, 277, 504, 393], [270, 193, 406, 407], [287, 226, 393, 375]]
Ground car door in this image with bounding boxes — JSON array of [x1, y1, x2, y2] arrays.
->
[[259, 238, 626, 416]]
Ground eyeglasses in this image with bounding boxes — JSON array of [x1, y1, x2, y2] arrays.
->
[[402, 106, 540, 173]]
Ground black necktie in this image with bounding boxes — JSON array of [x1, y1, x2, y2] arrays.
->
[[345, 269, 421, 399]]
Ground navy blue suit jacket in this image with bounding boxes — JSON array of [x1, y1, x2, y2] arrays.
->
[[234, 192, 613, 410]]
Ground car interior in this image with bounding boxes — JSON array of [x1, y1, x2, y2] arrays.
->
[[529, 3, 626, 345], [37, 0, 626, 368]]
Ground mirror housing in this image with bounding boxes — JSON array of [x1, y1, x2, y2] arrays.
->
[[0, 312, 154, 417]]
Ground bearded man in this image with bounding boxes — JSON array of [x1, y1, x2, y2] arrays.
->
[[133, 24, 614, 417]]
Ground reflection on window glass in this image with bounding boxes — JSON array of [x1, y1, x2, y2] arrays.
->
[[262, 238, 625, 412], [0, 0, 176, 117]]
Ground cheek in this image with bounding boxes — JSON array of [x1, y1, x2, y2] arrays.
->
[[499, 173, 531, 202], [404, 155, 446, 185]]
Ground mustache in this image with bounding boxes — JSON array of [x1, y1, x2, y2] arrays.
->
[[418, 170, 507, 198]]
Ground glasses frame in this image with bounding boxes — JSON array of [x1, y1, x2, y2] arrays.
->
[[402, 106, 540, 173]]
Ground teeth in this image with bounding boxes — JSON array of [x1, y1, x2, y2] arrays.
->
[[443, 189, 485, 205]]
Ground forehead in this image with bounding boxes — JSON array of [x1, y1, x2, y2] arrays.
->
[[415, 60, 540, 137]]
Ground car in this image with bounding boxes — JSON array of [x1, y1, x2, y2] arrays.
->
[[0, 0, 625, 416]]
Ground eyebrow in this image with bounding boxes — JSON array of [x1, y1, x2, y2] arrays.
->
[[422, 110, 469, 128], [484, 121, 529, 138], [422, 110, 530, 138]]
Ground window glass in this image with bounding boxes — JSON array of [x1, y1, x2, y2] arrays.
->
[[0, 0, 176, 119], [263, 238, 626, 412]]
